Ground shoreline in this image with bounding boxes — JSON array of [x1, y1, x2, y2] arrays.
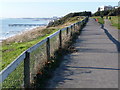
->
[[2, 26, 47, 44], [0, 26, 38, 41]]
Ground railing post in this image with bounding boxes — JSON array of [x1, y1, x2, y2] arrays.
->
[[70, 25, 73, 37], [59, 30, 62, 49], [76, 23, 78, 31], [24, 51, 30, 88], [78, 22, 81, 32], [66, 27, 69, 35], [74, 24, 76, 32], [83, 20, 85, 26], [79, 22, 81, 30], [77, 22, 80, 31], [81, 20, 84, 29], [46, 37, 50, 61], [78, 22, 79, 30]]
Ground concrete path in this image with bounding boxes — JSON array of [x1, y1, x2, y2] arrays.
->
[[104, 19, 119, 41], [47, 18, 119, 88]]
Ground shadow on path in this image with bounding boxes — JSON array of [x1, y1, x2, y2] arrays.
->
[[101, 24, 120, 52], [66, 66, 120, 71]]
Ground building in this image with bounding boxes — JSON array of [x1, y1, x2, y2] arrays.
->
[[98, 5, 113, 11], [113, 6, 118, 9]]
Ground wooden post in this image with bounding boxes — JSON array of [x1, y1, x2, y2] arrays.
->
[[74, 24, 76, 32], [77, 22, 80, 31], [46, 37, 50, 61], [59, 30, 62, 49], [76, 23, 78, 31], [24, 51, 30, 88], [83, 20, 85, 26], [79, 22, 81, 30], [79, 22, 81, 32], [78, 22, 80, 30], [66, 27, 69, 35], [81, 21, 84, 29], [70, 25, 73, 37], [79, 22, 81, 33]]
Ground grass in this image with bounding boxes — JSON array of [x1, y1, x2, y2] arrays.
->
[[47, 14, 85, 27], [34, 37, 76, 88], [2, 16, 84, 70], [1, 16, 87, 88], [92, 16, 119, 29], [2, 28, 59, 88], [2, 28, 59, 70], [109, 16, 120, 29], [33, 22, 87, 88], [1, 16, 86, 88], [92, 16, 104, 24]]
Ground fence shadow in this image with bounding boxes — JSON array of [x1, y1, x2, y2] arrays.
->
[[66, 66, 120, 71], [101, 24, 120, 52]]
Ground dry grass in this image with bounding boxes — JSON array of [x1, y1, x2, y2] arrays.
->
[[3, 26, 46, 44], [2, 23, 71, 45], [1, 16, 85, 88], [2, 16, 84, 70], [2, 16, 84, 45], [53, 16, 84, 28], [110, 16, 120, 29]]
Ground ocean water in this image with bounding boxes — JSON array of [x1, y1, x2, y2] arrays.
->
[[0, 18, 50, 41]]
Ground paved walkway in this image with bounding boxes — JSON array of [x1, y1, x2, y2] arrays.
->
[[104, 19, 119, 41], [47, 18, 119, 88]]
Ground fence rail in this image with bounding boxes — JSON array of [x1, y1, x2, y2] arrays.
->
[[0, 17, 88, 88]]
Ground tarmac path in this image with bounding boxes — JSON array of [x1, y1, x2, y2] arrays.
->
[[47, 18, 119, 88]]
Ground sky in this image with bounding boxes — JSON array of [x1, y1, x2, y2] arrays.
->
[[0, 0, 119, 18]]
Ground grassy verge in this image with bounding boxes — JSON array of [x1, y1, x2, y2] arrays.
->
[[2, 16, 84, 70], [1, 16, 86, 88], [92, 16, 119, 29], [108, 16, 120, 29], [2, 28, 58, 69], [34, 36, 77, 88], [33, 23, 87, 88], [1, 15, 87, 89], [92, 16, 104, 24]]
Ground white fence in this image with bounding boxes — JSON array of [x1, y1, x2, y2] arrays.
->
[[0, 17, 88, 88]]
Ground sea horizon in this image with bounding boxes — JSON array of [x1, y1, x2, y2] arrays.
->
[[0, 18, 51, 41]]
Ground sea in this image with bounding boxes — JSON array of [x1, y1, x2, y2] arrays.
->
[[0, 18, 50, 41]]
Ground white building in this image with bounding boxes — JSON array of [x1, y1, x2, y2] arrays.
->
[[98, 5, 113, 11], [113, 6, 118, 9]]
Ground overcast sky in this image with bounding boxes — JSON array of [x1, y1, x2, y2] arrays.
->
[[0, 0, 119, 18]]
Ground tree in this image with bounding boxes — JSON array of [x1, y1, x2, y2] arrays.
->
[[93, 7, 120, 16]]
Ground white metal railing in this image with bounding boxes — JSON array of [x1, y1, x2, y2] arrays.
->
[[0, 17, 88, 88]]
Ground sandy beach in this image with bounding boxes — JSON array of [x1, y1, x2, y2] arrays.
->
[[2, 26, 47, 44]]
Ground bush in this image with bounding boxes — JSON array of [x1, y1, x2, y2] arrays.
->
[[47, 11, 91, 27], [93, 7, 120, 16]]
